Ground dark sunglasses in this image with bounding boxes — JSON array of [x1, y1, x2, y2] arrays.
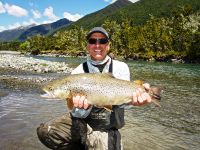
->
[[88, 38, 109, 44]]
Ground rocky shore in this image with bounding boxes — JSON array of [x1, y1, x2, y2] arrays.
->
[[0, 53, 73, 90], [0, 53, 73, 73]]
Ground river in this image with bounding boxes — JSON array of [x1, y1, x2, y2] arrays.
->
[[0, 56, 199, 150]]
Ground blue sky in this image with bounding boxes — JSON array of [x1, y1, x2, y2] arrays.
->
[[0, 0, 139, 32]]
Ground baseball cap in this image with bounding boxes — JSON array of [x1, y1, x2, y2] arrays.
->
[[86, 27, 109, 40]]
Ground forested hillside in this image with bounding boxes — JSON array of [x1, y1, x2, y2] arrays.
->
[[60, 0, 200, 30], [0, 0, 199, 63]]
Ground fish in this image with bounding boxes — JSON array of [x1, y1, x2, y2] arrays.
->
[[42, 73, 163, 110]]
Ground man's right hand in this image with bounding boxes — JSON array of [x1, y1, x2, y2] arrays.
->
[[73, 95, 90, 109]]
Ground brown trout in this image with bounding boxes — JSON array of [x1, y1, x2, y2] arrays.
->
[[42, 73, 162, 109]]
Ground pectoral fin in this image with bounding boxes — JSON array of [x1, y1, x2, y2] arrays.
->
[[66, 92, 73, 110], [95, 105, 113, 112], [66, 97, 74, 110], [103, 105, 113, 112]]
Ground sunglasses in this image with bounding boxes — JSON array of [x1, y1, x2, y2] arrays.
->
[[88, 38, 109, 44]]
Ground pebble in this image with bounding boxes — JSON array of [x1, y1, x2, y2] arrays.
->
[[0, 54, 73, 73]]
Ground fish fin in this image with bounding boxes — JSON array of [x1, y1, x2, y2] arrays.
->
[[134, 80, 144, 86], [66, 97, 74, 110], [95, 105, 113, 112], [152, 99, 161, 107], [66, 92, 74, 110], [103, 105, 113, 112]]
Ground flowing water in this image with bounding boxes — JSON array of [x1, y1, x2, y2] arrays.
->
[[0, 56, 199, 150]]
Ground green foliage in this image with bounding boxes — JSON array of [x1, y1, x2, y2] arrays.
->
[[19, 41, 30, 53], [52, 26, 87, 56], [0, 40, 21, 51], [0, 4, 199, 63], [66, 0, 200, 29]]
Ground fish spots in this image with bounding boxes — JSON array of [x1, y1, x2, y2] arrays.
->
[[43, 73, 161, 107]]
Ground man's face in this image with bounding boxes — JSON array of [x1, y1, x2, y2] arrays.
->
[[87, 32, 110, 61]]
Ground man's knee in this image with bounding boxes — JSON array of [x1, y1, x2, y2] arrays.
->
[[36, 113, 87, 149], [37, 114, 73, 149]]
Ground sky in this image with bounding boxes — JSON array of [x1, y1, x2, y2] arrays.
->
[[0, 0, 140, 32]]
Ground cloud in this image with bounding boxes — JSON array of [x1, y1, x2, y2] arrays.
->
[[0, 26, 6, 32], [63, 12, 83, 21], [106, 0, 139, 3], [4, 3, 28, 17], [43, 6, 59, 21], [0, 19, 40, 32], [31, 9, 41, 19], [109, 0, 116, 3], [22, 18, 38, 26], [7, 22, 21, 30], [129, 0, 140, 3], [0, 1, 6, 13], [42, 20, 54, 24]]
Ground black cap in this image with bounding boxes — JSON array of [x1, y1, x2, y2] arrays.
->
[[86, 27, 109, 39]]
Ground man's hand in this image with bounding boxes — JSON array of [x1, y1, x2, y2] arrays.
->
[[72, 95, 90, 109], [130, 83, 152, 106], [73, 83, 152, 108]]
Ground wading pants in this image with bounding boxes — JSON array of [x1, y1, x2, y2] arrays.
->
[[37, 113, 122, 150]]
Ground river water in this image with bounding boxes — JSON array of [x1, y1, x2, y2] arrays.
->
[[0, 56, 199, 150]]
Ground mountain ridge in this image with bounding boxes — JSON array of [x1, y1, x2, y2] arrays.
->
[[0, 18, 72, 42], [0, 0, 199, 42]]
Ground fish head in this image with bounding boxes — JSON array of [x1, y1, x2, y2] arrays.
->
[[41, 79, 70, 100]]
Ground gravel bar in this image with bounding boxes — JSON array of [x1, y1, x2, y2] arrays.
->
[[0, 53, 73, 73]]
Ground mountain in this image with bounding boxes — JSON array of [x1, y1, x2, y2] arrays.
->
[[0, 24, 35, 42], [0, 18, 72, 42], [61, 0, 132, 30], [1, 0, 199, 41], [59, 0, 200, 31], [18, 18, 72, 41], [108, 0, 200, 25]]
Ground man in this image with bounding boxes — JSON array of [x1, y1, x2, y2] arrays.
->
[[37, 27, 151, 150]]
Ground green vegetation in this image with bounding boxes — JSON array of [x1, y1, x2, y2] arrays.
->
[[0, 5, 199, 63], [64, 0, 200, 29]]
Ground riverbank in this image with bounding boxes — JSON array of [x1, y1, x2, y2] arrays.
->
[[0, 57, 199, 150], [0, 53, 73, 73]]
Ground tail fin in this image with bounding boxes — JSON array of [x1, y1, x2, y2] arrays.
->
[[149, 86, 164, 107], [134, 80, 164, 107]]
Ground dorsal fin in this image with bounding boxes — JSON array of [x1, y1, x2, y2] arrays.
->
[[134, 80, 144, 86]]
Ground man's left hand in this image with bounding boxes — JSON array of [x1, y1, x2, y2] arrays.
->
[[130, 83, 152, 106]]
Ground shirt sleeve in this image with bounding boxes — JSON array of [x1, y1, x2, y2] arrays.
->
[[112, 60, 130, 81], [71, 64, 85, 74]]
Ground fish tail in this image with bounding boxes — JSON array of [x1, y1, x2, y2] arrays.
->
[[149, 86, 164, 107], [152, 99, 161, 107]]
